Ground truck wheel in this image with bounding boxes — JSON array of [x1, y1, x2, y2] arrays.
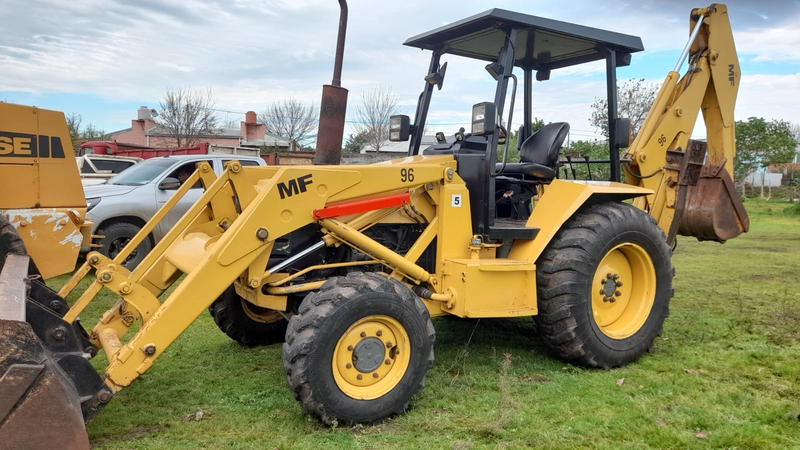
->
[[535, 202, 673, 368], [208, 286, 288, 346], [283, 272, 435, 425], [97, 222, 152, 269]]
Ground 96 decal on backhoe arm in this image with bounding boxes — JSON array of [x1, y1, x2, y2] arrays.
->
[[0, 4, 747, 447]]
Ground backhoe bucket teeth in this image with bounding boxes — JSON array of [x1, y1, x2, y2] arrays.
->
[[0, 255, 109, 449], [677, 164, 750, 243]]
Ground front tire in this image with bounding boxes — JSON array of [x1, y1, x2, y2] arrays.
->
[[535, 201, 673, 368], [283, 272, 435, 425]]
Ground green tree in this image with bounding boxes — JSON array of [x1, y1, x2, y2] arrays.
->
[[734, 117, 798, 181], [562, 140, 612, 180], [590, 78, 658, 138], [342, 130, 372, 155]]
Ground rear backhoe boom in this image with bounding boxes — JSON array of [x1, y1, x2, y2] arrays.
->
[[624, 4, 748, 245]]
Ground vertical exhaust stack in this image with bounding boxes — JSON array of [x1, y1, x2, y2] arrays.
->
[[313, 0, 349, 165]]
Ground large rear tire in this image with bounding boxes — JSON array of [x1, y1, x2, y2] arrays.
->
[[283, 272, 435, 425], [208, 285, 288, 346], [534, 202, 673, 368]]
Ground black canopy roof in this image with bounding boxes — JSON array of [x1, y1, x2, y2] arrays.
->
[[403, 8, 644, 70]]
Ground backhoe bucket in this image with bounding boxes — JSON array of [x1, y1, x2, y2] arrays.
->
[[677, 163, 749, 243], [0, 254, 109, 449]]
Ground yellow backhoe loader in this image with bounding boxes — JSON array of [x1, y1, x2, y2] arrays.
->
[[0, 4, 747, 447]]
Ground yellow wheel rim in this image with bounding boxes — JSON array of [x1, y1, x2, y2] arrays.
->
[[332, 315, 411, 400], [241, 299, 283, 323], [591, 243, 656, 339]]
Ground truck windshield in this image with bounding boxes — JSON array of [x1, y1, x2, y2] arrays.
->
[[107, 158, 178, 186]]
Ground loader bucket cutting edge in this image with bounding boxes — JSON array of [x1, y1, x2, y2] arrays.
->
[[677, 166, 750, 243], [0, 254, 101, 449]]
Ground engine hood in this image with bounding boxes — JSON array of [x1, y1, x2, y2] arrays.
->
[[83, 184, 138, 198]]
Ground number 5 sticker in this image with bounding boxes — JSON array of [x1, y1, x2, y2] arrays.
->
[[451, 194, 462, 207]]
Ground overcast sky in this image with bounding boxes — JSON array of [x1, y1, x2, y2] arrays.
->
[[1, 0, 798, 142]]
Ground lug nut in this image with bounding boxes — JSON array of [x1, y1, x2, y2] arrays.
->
[[607, 273, 613, 279], [376, 330, 382, 337], [373, 373, 379, 378], [347, 345, 354, 351], [357, 374, 363, 380], [360, 332, 366, 338], [616, 281, 623, 287], [615, 291, 622, 297], [346, 363, 352, 369], [386, 342, 393, 348], [599, 289, 605, 295], [611, 274, 620, 280], [385, 359, 391, 365]]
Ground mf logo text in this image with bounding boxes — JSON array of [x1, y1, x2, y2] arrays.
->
[[278, 174, 314, 199]]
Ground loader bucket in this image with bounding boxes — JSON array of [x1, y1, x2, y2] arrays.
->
[[677, 163, 749, 243], [0, 254, 110, 449]]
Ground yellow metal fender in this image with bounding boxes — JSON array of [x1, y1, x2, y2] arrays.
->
[[508, 180, 653, 264]]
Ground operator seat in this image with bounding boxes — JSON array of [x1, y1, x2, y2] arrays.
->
[[497, 122, 570, 181]]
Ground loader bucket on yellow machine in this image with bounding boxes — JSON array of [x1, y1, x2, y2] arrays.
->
[[677, 161, 750, 243], [0, 254, 110, 449]]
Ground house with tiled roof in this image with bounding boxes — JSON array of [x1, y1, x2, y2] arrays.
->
[[109, 108, 291, 151]]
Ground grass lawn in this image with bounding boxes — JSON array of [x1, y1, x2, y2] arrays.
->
[[51, 199, 800, 449]]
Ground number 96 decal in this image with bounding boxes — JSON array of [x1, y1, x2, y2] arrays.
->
[[400, 168, 415, 182]]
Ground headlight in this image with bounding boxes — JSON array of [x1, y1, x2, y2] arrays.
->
[[86, 197, 101, 211], [471, 102, 496, 136]]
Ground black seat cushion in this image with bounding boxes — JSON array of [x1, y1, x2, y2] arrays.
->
[[519, 122, 570, 167], [496, 162, 555, 179]]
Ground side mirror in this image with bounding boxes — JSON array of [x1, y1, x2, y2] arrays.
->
[[614, 118, 632, 149], [389, 115, 411, 142], [159, 177, 181, 190], [471, 102, 496, 136]]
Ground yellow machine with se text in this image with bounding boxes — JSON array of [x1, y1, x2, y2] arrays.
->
[[0, 104, 94, 280]]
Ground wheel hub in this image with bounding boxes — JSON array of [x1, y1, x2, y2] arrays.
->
[[591, 243, 656, 339], [352, 337, 385, 372], [332, 315, 411, 400], [599, 273, 623, 302]]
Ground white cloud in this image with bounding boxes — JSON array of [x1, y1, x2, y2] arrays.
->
[[737, 73, 800, 124], [0, 0, 797, 137]]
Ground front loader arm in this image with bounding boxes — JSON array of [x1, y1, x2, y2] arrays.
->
[[623, 4, 748, 245], [59, 157, 460, 391]]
